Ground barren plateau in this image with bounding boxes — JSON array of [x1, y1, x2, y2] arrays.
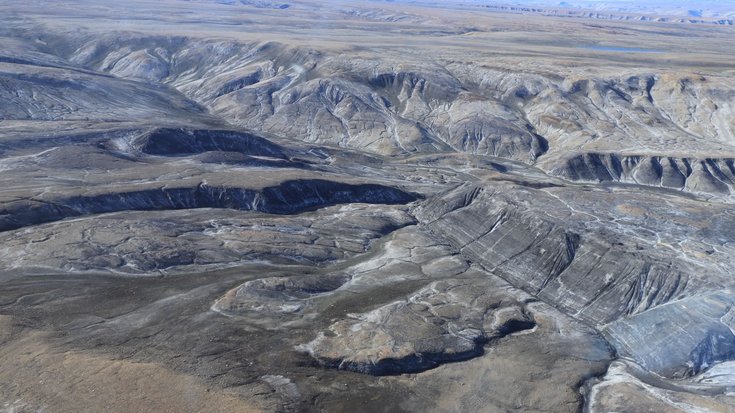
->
[[1, 1, 735, 412]]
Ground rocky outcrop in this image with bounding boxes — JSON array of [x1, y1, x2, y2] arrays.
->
[[604, 293, 735, 377], [418, 184, 682, 323], [2, 2, 735, 411], [415, 181, 735, 377], [587, 360, 735, 413], [42, 37, 552, 161], [213, 272, 352, 315], [12, 30, 735, 169], [299, 278, 535, 375], [117, 128, 286, 158], [0, 204, 415, 273], [0, 179, 419, 232], [547, 152, 735, 196], [0, 55, 208, 124]]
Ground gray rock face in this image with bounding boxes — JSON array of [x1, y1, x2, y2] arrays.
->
[[605, 293, 735, 377], [8, 15, 735, 170], [547, 152, 735, 196], [122, 128, 287, 158], [0, 205, 415, 273], [1, 1, 735, 412], [415, 181, 735, 377], [0, 55, 208, 124], [214, 272, 353, 316], [587, 360, 735, 413], [299, 278, 536, 375], [0, 179, 418, 232]]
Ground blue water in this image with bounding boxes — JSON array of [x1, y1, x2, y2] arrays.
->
[[583, 45, 663, 53]]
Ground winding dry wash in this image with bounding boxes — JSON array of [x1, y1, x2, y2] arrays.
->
[[1, 0, 735, 412]]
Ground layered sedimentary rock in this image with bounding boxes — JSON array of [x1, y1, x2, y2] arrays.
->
[[0, 179, 418, 232], [546, 152, 735, 196], [414, 180, 735, 381], [0, 205, 415, 273], [1, 1, 735, 412], [299, 278, 536, 375]]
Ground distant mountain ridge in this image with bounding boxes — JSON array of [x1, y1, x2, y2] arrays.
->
[[394, 0, 735, 24]]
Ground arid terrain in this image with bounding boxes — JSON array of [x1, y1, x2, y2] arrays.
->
[[1, 1, 735, 412]]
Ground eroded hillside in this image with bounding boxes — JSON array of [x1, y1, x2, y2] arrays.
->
[[1, 1, 735, 412]]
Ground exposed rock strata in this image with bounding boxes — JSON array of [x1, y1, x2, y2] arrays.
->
[[0, 205, 415, 273], [415, 181, 735, 376], [1, 1, 734, 412], [0, 179, 418, 232], [299, 278, 536, 375], [547, 152, 735, 196]]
